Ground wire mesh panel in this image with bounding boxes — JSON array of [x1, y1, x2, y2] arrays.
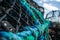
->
[[0, 0, 21, 32]]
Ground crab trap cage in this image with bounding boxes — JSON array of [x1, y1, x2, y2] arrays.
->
[[46, 10, 60, 40], [0, 0, 50, 40]]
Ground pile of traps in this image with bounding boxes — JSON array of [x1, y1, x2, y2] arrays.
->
[[0, 0, 50, 40]]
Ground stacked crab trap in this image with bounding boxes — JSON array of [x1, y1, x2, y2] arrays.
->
[[0, 0, 50, 40]]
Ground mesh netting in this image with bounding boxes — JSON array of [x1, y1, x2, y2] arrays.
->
[[0, 0, 50, 40]]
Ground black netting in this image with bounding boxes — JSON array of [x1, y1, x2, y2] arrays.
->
[[0, 0, 44, 33]]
